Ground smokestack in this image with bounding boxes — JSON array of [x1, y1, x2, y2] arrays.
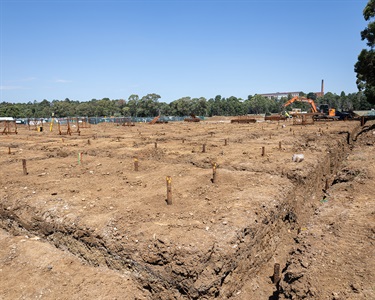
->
[[321, 79, 324, 96]]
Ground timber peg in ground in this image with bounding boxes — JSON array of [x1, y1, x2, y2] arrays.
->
[[361, 116, 365, 126], [202, 144, 206, 153], [134, 157, 139, 171], [273, 263, 281, 284], [224, 139, 228, 146], [22, 159, 28, 175], [8, 147, 10, 154], [325, 178, 329, 191], [155, 142, 157, 149], [166, 176, 172, 205], [78, 152, 83, 165], [212, 163, 217, 183], [262, 146, 265, 157]]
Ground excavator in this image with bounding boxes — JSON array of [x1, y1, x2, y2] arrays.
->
[[283, 96, 335, 117]]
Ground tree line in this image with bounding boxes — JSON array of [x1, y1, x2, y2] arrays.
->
[[0, 91, 372, 119]]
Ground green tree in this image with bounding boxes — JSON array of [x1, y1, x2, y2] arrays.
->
[[137, 94, 161, 117], [193, 97, 208, 116], [76, 102, 94, 116], [128, 94, 139, 117], [306, 92, 317, 100], [355, 0, 375, 105], [172, 97, 193, 116], [246, 94, 271, 114]]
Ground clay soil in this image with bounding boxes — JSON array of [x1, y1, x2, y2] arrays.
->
[[0, 118, 374, 300]]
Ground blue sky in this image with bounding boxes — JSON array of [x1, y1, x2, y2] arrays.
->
[[0, 0, 369, 103]]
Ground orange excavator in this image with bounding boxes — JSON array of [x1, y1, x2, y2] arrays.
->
[[283, 96, 335, 117]]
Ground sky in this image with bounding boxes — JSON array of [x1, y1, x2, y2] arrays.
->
[[0, 0, 370, 103]]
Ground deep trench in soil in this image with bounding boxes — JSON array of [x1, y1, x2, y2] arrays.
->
[[0, 122, 364, 299]]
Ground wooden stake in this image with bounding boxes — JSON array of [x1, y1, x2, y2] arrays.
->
[[279, 141, 282, 150], [22, 159, 28, 175], [361, 116, 365, 126], [87, 139, 91, 145], [261, 146, 265, 157], [8, 147, 11, 154], [202, 144, 206, 153], [166, 176, 172, 205], [212, 163, 217, 183], [134, 157, 139, 171], [78, 152, 82, 165], [273, 263, 280, 284], [155, 142, 157, 149], [224, 139, 228, 146]]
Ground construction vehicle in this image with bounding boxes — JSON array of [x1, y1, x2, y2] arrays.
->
[[283, 96, 336, 118], [318, 104, 336, 117]]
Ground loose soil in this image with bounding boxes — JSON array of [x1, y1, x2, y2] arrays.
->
[[0, 118, 374, 299]]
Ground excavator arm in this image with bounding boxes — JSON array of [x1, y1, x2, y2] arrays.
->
[[283, 96, 299, 108], [283, 96, 318, 113], [307, 99, 318, 113]]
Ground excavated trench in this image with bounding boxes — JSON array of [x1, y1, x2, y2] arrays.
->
[[0, 123, 364, 299]]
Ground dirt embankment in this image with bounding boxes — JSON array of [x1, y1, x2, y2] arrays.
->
[[0, 120, 373, 299], [277, 121, 375, 300]]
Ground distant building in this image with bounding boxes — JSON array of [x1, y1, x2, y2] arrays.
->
[[260, 80, 325, 99], [260, 91, 301, 100]]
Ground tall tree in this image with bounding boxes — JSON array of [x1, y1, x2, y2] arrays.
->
[[355, 0, 375, 104], [128, 94, 139, 117]]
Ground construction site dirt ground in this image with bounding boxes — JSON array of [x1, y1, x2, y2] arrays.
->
[[0, 118, 374, 300]]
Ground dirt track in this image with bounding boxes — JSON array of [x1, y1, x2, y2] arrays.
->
[[0, 118, 374, 299]]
